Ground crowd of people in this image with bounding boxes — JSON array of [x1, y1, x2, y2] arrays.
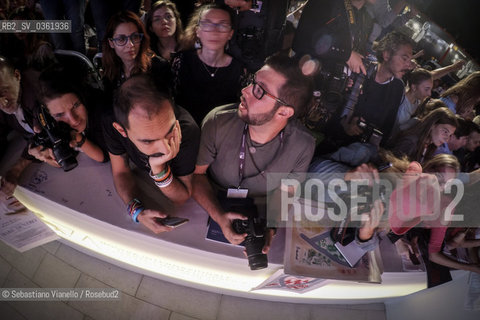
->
[[1, 0, 480, 286]]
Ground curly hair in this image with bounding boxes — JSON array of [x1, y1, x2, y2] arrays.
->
[[372, 31, 415, 63]]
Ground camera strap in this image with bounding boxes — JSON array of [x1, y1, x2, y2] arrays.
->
[[238, 124, 284, 187], [343, 0, 370, 54], [343, 0, 356, 26]]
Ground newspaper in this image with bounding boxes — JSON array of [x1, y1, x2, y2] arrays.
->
[[0, 190, 58, 252], [284, 218, 383, 283], [251, 269, 329, 293]]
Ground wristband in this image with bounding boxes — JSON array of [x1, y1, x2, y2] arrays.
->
[[76, 132, 87, 148], [150, 164, 174, 188], [127, 198, 144, 223], [131, 207, 143, 223], [149, 164, 170, 181], [154, 171, 173, 188]]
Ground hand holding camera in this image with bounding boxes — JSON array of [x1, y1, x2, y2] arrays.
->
[[218, 212, 248, 245], [341, 116, 364, 136], [28, 144, 61, 168], [231, 215, 268, 270], [29, 105, 78, 171]]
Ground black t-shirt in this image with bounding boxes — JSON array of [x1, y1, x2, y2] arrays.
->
[[103, 56, 174, 100], [172, 50, 245, 125], [84, 88, 110, 162], [293, 0, 373, 63], [102, 105, 200, 177], [353, 76, 405, 142]]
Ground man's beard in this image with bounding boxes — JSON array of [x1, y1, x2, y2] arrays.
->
[[238, 101, 279, 126]]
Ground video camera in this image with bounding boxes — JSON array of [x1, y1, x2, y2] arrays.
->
[[31, 106, 78, 172]]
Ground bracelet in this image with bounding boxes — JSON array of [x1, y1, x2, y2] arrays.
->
[[150, 164, 174, 188], [127, 198, 144, 223], [153, 170, 173, 188], [76, 132, 87, 148], [131, 207, 144, 223], [149, 164, 170, 181]]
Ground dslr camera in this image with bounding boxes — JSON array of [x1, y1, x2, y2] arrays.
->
[[317, 63, 349, 113], [31, 106, 78, 172], [217, 194, 268, 270], [330, 183, 386, 246], [232, 216, 268, 270], [357, 120, 383, 148]]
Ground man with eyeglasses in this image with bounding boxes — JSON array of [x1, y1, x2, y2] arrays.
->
[[192, 53, 315, 252]]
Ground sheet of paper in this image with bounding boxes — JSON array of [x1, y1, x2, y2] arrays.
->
[[251, 269, 328, 294], [0, 190, 58, 252]]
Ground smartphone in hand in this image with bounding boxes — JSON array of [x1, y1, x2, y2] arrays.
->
[[158, 216, 189, 228]]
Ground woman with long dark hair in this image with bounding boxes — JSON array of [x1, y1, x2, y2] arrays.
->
[[145, 0, 184, 61], [441, 71, 480, 120], [102, 10, 172, 94], [392, 107, 458, 163]]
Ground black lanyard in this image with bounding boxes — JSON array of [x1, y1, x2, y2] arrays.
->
[[238, 124, 284, 187]]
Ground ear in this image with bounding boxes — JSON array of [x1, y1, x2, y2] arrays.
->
[[277, 106, 294, 119], [14, 69, 21, 82], [108, 39, 115, 49], [228, 29, 234, 41], [382, 50, 391, 62], [113, 122, 128, 138]]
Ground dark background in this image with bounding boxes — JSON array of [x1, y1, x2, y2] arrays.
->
[[411, 0, 480, 62]]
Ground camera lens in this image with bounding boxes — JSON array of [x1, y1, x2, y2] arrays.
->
[[53, 145, 78, 172], [244, 235, 268, 270]]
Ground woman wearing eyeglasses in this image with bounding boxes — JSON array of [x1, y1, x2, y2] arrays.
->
[[102, 11, 172, 96], [171, 3, 246, 125], [145, 1, 184, 61]]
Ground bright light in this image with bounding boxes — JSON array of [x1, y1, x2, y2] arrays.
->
[[14, 187, 427, 303]]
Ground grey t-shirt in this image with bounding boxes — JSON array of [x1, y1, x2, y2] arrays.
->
[[197, 104, 315, 197]]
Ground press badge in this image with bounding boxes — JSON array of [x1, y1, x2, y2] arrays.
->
[[227, 188, 249, 198]]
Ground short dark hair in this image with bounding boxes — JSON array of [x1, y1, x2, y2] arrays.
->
[[373, 31, 414, 63], [264, 53, 314, 118], [113, 74, 173, 129], [454, 117, 474, 138], [38, 64, 85, 105], [468, 121, 480, 135]]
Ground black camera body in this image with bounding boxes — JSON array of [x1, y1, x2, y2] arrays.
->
[[317, 63, 349, 113], [217, 194, 268, 270], [232, 217, 268, 270], [357, 120, 384, 148], [31, 106, 78, 172], [330, 184, 386, 246]]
